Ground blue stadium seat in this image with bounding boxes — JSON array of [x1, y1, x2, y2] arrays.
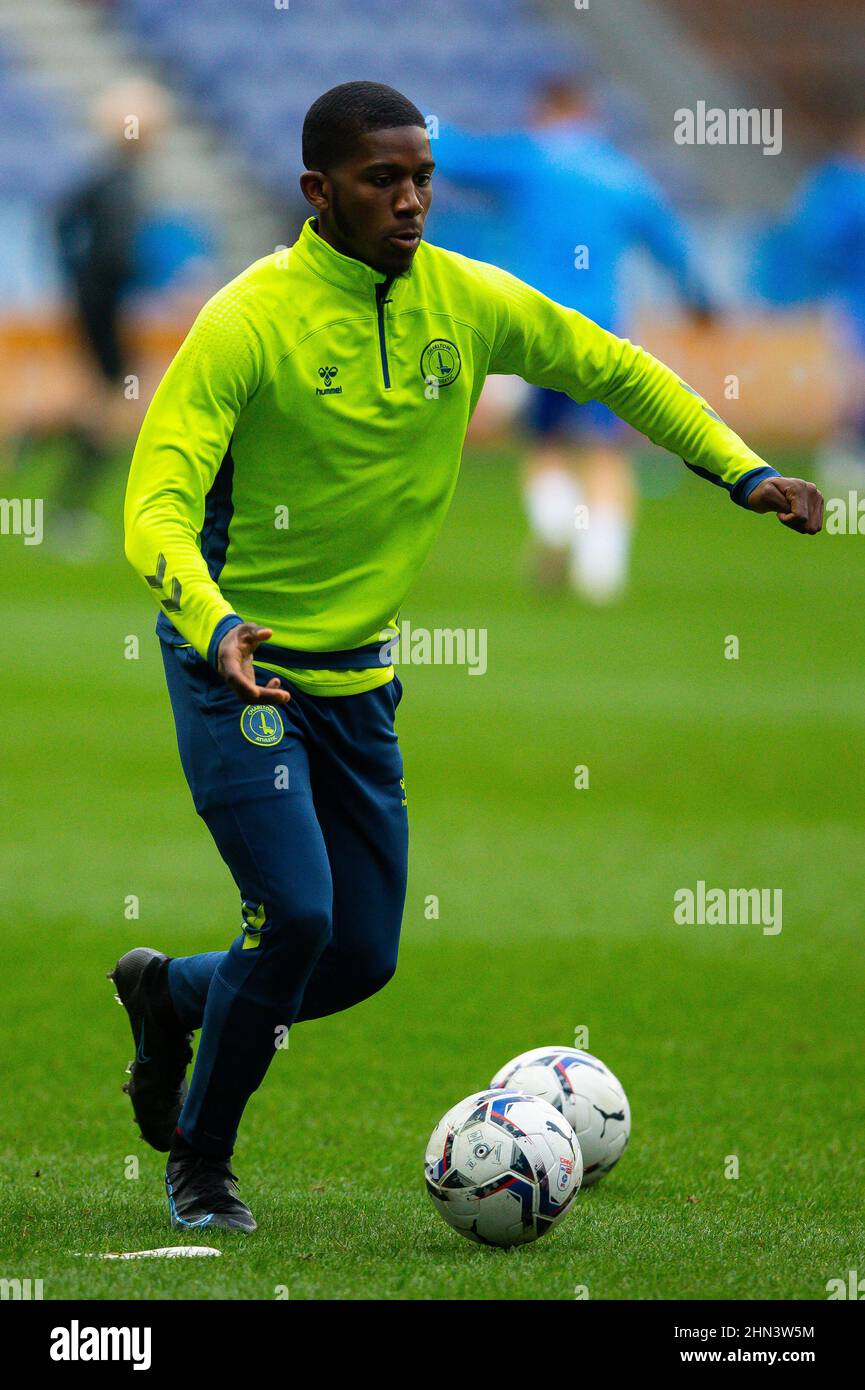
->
[[109, 0, 631, 199]]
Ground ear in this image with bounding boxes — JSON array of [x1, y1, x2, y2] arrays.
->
[[300, 170, 329, 211]]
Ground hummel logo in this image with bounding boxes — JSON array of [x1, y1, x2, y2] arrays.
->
[[144, 551, 182, 612], [316, 365, 342, 396]]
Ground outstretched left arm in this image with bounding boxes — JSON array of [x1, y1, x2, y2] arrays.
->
[[482, 263, 823, 533]]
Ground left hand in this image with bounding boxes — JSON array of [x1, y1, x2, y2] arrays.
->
[[217, 623, 291, 705], [747, 476, 823, 534]]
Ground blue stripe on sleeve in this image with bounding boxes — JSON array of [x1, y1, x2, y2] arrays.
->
[[730, 465, 780, 508], [684, 460, 780, 508], [207, 613, 244, 669]]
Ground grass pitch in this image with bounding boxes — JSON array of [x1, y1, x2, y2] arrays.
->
[[1, 443, 862, 1300]]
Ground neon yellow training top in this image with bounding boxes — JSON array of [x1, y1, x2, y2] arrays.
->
[[124, 216, 777, 695]]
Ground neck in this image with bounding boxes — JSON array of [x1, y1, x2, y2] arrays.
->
[[312, 216, 365, 267]]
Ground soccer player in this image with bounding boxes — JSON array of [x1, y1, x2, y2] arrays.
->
[[755, 114, 865, 479], [435, 76, 715, 600], [51, 81, 168, 556], [119, 81, 822, 1233]]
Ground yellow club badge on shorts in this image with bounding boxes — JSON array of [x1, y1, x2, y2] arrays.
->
[[240, 704, 284, 746]]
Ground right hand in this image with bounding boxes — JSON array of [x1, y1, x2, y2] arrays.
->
[[216, 623, 291, 705]]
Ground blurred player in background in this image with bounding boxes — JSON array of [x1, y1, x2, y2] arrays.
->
[[51, 79, 214, 557], [51, 80, 169, 554], [755, 114, 865, 484], [437, 77, 714, 601]]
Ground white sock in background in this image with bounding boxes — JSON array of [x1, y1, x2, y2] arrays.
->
[[523, 468, 581, 549], [571, 503, 633, 603]]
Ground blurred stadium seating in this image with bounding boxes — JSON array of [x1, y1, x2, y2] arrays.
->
[[663, 0, 865, 147], [0, 0, 859, 444], [114, 0, 610, 197], [0, 39, 90, 204]]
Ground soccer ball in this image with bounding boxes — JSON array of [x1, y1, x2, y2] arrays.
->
[[424, 1089, 582, 1247], [490, 1047, 630, 1187]]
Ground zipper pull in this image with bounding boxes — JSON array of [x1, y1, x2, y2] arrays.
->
[[377, 278, 395, 304]]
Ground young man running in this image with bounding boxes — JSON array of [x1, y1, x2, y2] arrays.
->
[[118, 81, 823, 1233]]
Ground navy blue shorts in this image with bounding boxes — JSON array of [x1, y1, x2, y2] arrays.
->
[[527, 387, 626, 442], [161, 640, 404, 811], [159, 639, 409, 1153]]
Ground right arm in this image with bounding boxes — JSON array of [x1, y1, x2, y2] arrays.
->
[[624, 168, 714, 319], [124, 284, 290, 702]]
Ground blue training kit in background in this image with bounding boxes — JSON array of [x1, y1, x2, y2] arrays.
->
[[431, 119, 709, 446], [527, 387, 628, 441]]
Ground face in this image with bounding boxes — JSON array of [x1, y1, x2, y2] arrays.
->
[[301, 125, 434, 276]]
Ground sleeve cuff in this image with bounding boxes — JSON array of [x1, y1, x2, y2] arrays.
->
[[730, 465, 780, 509], [207, 613, 244, 669]]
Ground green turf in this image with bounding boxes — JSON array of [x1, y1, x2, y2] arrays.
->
[[1, 444, 863, 1300]]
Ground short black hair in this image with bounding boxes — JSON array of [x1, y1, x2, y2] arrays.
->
[[302, 81, 427, 172]]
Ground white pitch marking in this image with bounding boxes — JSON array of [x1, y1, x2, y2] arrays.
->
[[78, 1246, 222, 1260]]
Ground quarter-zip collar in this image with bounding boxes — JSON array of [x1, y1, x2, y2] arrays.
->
[[292, 216, 414, 296]]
